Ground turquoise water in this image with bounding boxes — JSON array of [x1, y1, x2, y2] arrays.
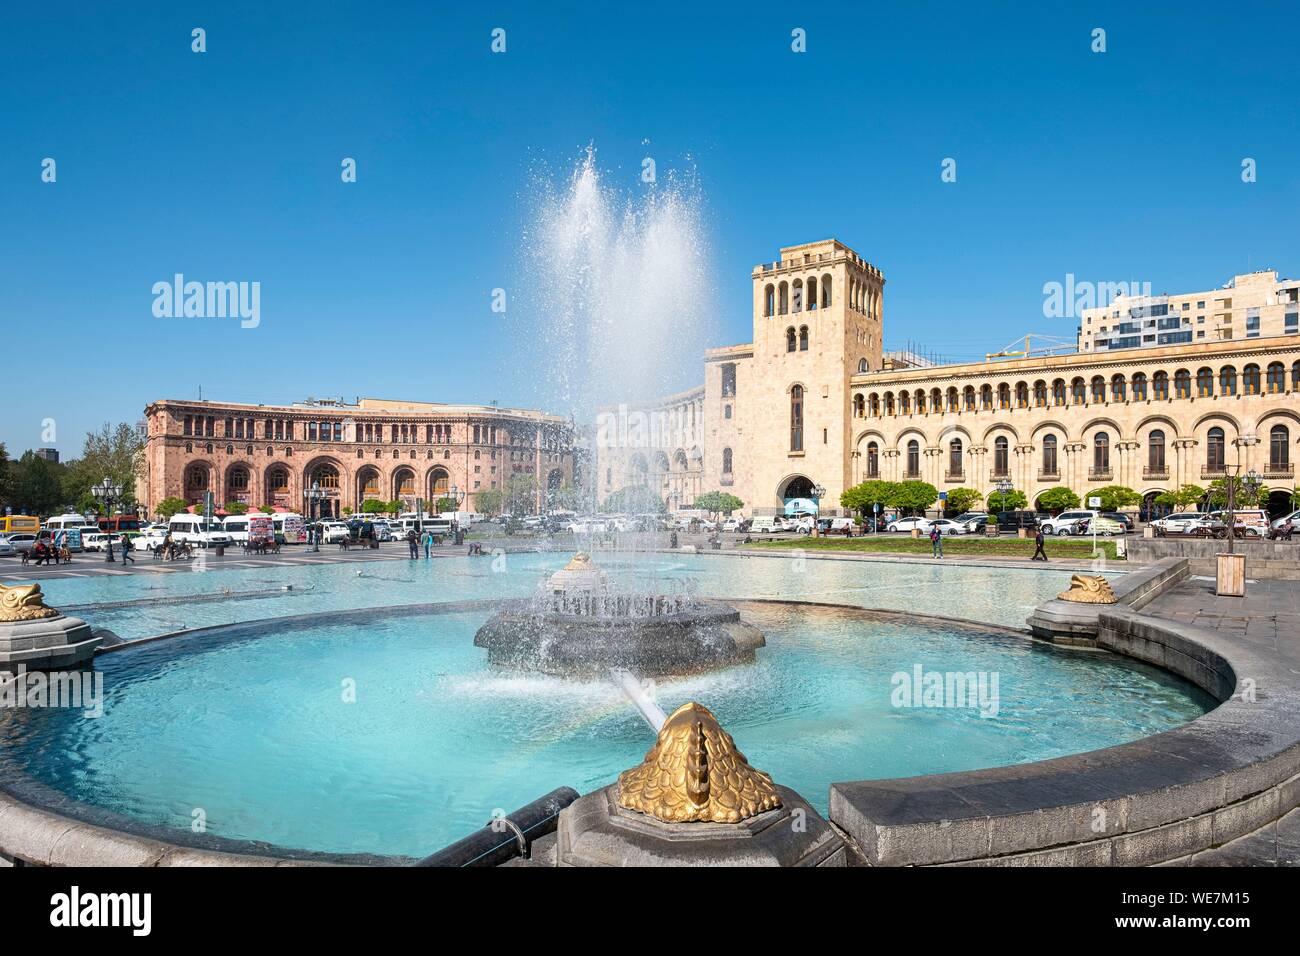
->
[[2, 554, 1211, 859], [35, 549, 1103, 637]]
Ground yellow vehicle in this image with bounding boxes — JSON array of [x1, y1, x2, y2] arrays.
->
[[0, 515, 40, 536]]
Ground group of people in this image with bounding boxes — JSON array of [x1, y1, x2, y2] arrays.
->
[[23, 540, 71, 566], [407, 528, 443, 558]]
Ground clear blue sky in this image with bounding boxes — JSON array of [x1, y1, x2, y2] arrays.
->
[[3, 1, 1297, 458]]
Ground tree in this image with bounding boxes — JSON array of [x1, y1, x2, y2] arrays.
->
[[475, 487, 506, 517], [223, 501, 249, 515], [943, 487, 983, 515], [1204, 477, 1270, 511], [840, 480, 898, 516], [1154, 484, 1204, 510], [504, 474, 539, 515], [986, 488, 1028, 513], [1091, 485, 1141, 512], [62, 422, 146, 511], [435, 497, 458, 513], [360, 499, 388, 514], [890, 480, 939, 514], [0, 443, 12, 512], [693, 491, 744, 519], [259, 505, 275, 514], [601, 486, 667, 515], [156, 496, 189, 520], [10, 452, 67, 516], [1038, 486, 1080, 513]]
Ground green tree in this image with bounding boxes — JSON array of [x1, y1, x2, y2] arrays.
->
[[435, 497, 458, 513], [63, 422, 146, 511], [0, 443, 12, 512], [986, 488, 1029, 513], [1154, 484, 1204, 510], [890, 480, 939, 514], [1091, 485, 1141, 512], [693, 491, 745, 519], [223, 501, 249, 515], [840, 480, 898, 517], [943, 487, 983, 515], [1038, 486, 1080, 513], [10, 452, 67, 516], [475, 487, 506, 517], [601, 486, 666, 515], [259, 505, 275, 514], [504, 474, 539, 515], [1204, 477, 1270, 511], [360, 499, 387, 514], [155, 496, 189, 520]]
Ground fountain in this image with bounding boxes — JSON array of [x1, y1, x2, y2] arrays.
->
[[473, 552, 764, 677]]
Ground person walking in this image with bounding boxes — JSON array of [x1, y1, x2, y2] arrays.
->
[[1032, 525, 1048, 561], [407, 529, 419, 559], [422, 529, 433, 558], [929, 523, 943, 559], [120, 533, 135, 563]]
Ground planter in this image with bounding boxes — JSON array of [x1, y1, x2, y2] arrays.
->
[[1215, 552, 1246, 597]]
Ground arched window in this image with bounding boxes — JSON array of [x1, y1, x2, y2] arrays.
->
[[790, 385, 804, 452], [994, 436, 1009, 476], [821, 274, 832, 308], [1267, 362, 1286, 393], [792, 279, 803, 313], [764, 284, 775, 317], [310, 464, 340, 489], [906, 439, 920, 477], [1148, 430, 1165, 472], [1131, 373, 1147, 401], [884, 392, 895, 415], [722, 447, 733, 474], [866, 441, 879, 478], [1093, 432, 1110, 472], [947, 387, 960, 412], [858, 358, 869, 373], [900, 391, 911, 414], [1052, 379, 1066, 406], [964, 386, 976, 410], [980, 384, 993, 409], [1015, 382, 1029, 408], [807, 277, 818, 310], [786, 327, 796, 352], [1207, 427, 1225, 471], [1196, 367, 1213, 397], [1243, 364, 1260, 395], [948, 438, 963, 476], [1220, 366, 1237, 395], [998, 383, 1011, 409], [1270, 425, 1289, 470], [798, 326, 809, 351], [1174, 369, 1191, 399], [1042, 435, 1058, 475], [853, 394, 865, 417], [1071, 378, 1086, 404], [1153, 371, 1169, 400], [1111, 375, 1126, 402], [1090, 376, 1106, 402], [930, 388, 942, 412], [778, 282, 789, 315], [1033, 380, 1047, 406], [1292, 361, 1300, 390], [869, 394, 880, 416]]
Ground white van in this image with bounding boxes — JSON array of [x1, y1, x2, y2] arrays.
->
[[42, 514, 99, 552], [749, 516, 788, 533], [272, 513, 306, 544], [223, 514, 252, 544], [167, 514, 233, 547], [398, 514, 455, 537]]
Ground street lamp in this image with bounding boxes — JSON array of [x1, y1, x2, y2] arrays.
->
[[91, 477, 123, 563], [304, 480, 326, 552], [810, 484, 827, 536]]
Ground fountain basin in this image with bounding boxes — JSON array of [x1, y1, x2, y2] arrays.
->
[[473, 597, 765, 677]]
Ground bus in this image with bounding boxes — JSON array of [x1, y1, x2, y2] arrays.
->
[[0, 515, 40, 536], [271, 512, 307, 544], [97, 516, 143, 534]]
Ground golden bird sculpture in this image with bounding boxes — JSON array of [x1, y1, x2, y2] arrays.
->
[[1057, 574, 1118, 604], [617, 701, 782, 824]]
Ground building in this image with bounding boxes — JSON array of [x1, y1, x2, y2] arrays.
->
[[34, 448, 59, 464], [142, 396, 576, 517], [597, 240, 1300, 518], [1079, 270, 1300, 353]]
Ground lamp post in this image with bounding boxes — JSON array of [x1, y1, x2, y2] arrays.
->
[[304, 481, 325, 552], [91, 477, 123, 562], [811, 483, 827, 537]]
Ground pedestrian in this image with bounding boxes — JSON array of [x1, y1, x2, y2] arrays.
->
[[930, 523, 943, 559], [422, 529, 433, 558], [1032, 525, 1048, 561], [407, 529, 419, 559], [121, 533, 135, 563]]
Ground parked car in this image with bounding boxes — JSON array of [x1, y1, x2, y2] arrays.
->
[[0, 538, 15, 557], [320, 521, 352, 544], [568, 518, 609, 534], [1270, 509, 1300, 531], [1039, 510, 1099, 536], [721, 517, 743, 532], [950, 512, 989, 533], [827, 516, 857, 534], [887, 516, 931, 533], [1100, 512, 1134, 532], [1080, 516, 1126, 536], [133, 527, 169, 553], [0, 533, 39, 554], [1151, 511, 1206, 534], [82, 532, 129, 552], [748, 516, 788, 533]]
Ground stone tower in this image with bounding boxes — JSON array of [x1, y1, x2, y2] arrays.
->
[[747, 240, 884, 514]]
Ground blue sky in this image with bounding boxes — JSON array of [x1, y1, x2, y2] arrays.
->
[[3, 1, 1298, 457]]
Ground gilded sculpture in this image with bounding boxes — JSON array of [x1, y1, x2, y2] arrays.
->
[[1057, 574, 1118, 605], [0, 583, 61, 622], [617, 701, 782, 823]]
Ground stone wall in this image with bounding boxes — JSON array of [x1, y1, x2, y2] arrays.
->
[[1128, 537, 1300, 580]]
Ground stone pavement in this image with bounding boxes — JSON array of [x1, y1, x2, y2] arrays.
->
[[1145, 576, 1300, 866]]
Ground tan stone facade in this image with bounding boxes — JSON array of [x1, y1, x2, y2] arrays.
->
[[597, 238, 1300, 517], [142, 397, 574, 517]]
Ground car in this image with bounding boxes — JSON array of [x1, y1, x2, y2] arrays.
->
[[1151, 511, 1206, 534], [133, 527, 169, 553], [827, 517, 857, 534], [927, 518, 968, 536], [0, 538, 15, 557], [950, 511, 989, 533], [1100, 512, 1134, 532], [568, 518, 609, 534], [748, 516, 788, 533], [1, 533, 39, 554], [1039, 510, 1098, 536], [320, 521, 352, 544], [1208, 510, 1267, 538], [1080, 516, 1126, 536], [887, 516, 931, 533], [721, 518, 743, 532], [373, 521, 395, 542], [1271, 509, 1300, 531]]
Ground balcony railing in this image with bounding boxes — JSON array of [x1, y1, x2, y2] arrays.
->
[[864, 469, 880, 480], [904, 470, 921, 480], [990, 468, 1010, 479], [1037, 470, 1059, 481], [1201, 466, 1228, 480], [944, 470, 964, 481], [1142, 467, 1169, 480], [1263, 462, 1294, 478], [1089, 468, 1113, 481]]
